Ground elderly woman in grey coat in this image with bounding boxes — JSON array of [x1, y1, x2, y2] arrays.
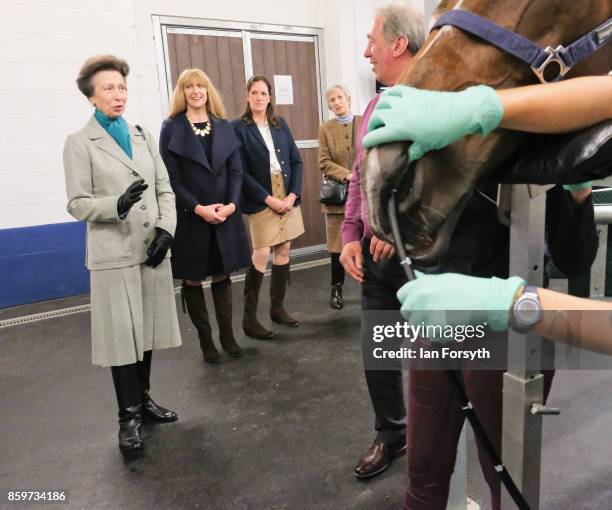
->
[[63, 55, 182, 453]]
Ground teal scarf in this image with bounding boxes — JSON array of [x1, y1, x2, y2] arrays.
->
[[94, 109, 132, 159]]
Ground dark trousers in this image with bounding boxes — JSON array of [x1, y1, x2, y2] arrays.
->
[[361, 238, 407, 450], [330, 252, 345, 285], [403, 369, 555, 510]]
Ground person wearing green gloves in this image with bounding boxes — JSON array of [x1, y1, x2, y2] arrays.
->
[[359, 69, 611, 508], [398, 271, 612, 356], [359, 72, 612, 507], [398, 271, 525, 332], [396, 182, 600, 508], [363, 75, 612, 159]]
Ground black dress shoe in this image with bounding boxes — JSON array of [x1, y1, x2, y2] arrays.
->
[[142, 392, 178, 422], [331, 284, 343, 310], [118, 405, 144, 452], [353, 440, 406, 479]]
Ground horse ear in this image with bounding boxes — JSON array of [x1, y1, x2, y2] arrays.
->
[[393, 35, 410, 58]]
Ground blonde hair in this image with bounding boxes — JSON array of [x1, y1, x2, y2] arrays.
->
[[168, 68, 226, 119]]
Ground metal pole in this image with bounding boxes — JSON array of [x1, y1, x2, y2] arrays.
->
[[589, 207, 610, 298], [502, 184, 547, 509]]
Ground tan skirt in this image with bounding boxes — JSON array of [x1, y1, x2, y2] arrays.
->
[[247, 172, 305, 249], [90, 258, 182, 367]]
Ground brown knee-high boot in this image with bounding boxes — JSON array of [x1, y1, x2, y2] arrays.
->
[[270, 263, 299, 327], [211, 277, 243, 358], [181, 283, 221, 363], [242, 265, 274, 339]]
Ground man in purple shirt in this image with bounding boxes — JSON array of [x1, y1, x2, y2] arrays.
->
[[340, 2, 425, 479]]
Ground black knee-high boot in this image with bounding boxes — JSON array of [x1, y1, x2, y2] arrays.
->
[[111, 363, 144, 452], [136, 351, 178, 422]]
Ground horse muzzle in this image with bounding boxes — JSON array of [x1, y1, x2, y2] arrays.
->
[[364, 142, 472, 265]]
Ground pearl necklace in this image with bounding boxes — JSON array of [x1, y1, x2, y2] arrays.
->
[[190, 120, 211, 137]]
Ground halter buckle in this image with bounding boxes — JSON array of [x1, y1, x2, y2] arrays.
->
[[531, 46, 571, 83]]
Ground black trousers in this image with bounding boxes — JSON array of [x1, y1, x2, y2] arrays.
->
[[330, 252, 345, 285], [360, 238, 407, 450]]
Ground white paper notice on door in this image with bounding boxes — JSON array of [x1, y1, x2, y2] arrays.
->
[[274, 75, 294, 105]]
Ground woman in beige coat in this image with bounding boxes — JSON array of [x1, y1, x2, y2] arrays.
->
[[63, 55, 181, 453], [318, 85, 362, 309]]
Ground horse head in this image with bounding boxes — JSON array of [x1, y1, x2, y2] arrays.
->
[[365, 0, 612, 265]]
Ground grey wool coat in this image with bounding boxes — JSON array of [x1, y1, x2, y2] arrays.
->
[[64, 116, 177, 270], [63, 116, 181, 366]]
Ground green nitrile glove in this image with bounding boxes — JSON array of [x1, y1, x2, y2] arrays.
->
[[563, 181, 592, 192], [364, 85, 504, 162], [396, 272, 525, 334]]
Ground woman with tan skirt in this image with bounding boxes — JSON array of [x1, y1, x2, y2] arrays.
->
[[318, 84, 362, 309], [63, 55, 181, 453], [232, 75, 304, 339]]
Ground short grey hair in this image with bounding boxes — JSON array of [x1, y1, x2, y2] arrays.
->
[[376, 1, 425, 55], [324, 84, 351, 109]]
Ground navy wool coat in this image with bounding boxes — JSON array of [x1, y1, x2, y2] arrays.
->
[[159, 113, 251, 279], [231, 116, 303, 215]]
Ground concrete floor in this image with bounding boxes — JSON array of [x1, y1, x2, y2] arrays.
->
[[1, 260, 612, 509]]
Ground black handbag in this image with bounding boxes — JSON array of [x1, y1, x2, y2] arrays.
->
[[319, 119, 357, 206], [319, 178, 349, 205]]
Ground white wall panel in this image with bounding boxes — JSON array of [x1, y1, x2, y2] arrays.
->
[[0, 62, 94, 91], [0, 32, 133, 64], [0, 147, 64, 174], [0, 172, 67, 203], [0, 117, 95, 148], [0, 0, 124, 9], [0, 3, 129, 37], [0, 199, 72, 230], [0, 91, 88, 119]]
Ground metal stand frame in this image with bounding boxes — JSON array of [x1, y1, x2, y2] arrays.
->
[[589, 206, 610, 297], [502, 184, 553, 509]]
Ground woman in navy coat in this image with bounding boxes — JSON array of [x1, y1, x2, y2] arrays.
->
[[232, 75, 304, 340], [160, 69, 251, 363]]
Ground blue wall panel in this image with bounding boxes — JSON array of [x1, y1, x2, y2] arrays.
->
[[0, 222, 89, 309]]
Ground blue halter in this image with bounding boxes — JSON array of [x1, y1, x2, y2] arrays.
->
[[432, 10, 612, 83]]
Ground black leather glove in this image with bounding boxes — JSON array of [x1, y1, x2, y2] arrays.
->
[[117, 179, 148, 217], [145, 228, 173, 268]]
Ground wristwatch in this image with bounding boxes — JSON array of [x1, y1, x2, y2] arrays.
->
[[508, 285, 543, 333]]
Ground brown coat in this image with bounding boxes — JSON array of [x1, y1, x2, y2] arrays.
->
[[318, 115, 362, 252], [317, 115, 362, 215]]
